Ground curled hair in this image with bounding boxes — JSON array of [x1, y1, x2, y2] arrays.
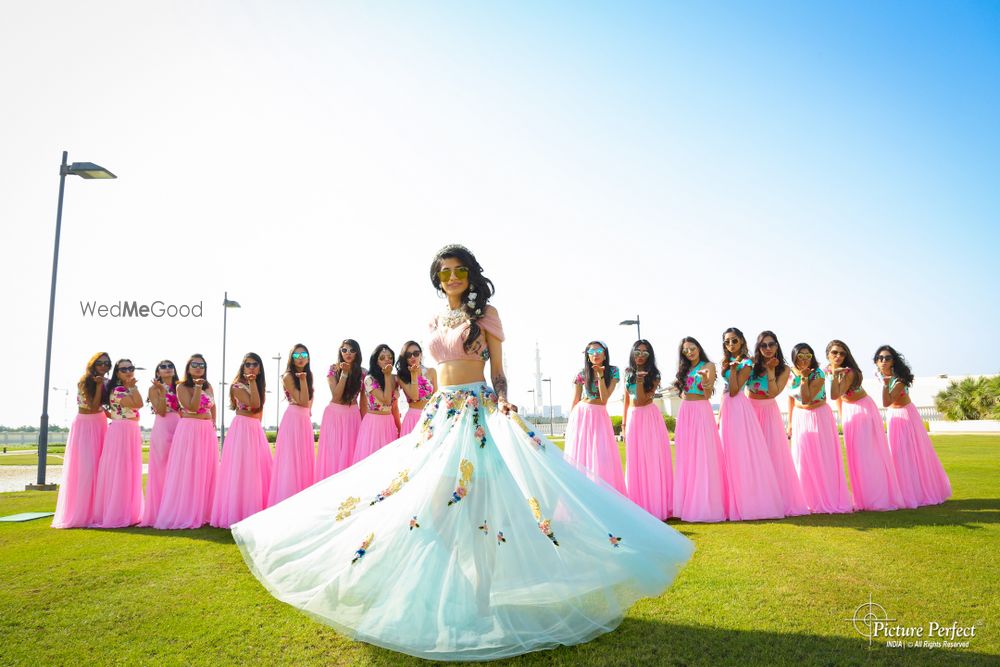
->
[[368, 344, 395, 391], [333, 339, 363, 404], [790, 343, 819, 374], [752, 331, 787, 380], [107, 358, 133, 399], [874, 344, 914, 387], [231, 352, 266, 412], [181, 354, 212, 391], [429, 244, 495, 352], [825, 340, 863, 393], [285, 343, 314, 400], [154, 359, 179, 391], [673, 337, 710, 394], [581, 341, 616, 395], [77, 351, 110, 404], [396, 340, 423, 384], [625, 339, 660, 394]]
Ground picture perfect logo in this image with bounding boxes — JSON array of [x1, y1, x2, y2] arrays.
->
[[80, 300, 203, 318]]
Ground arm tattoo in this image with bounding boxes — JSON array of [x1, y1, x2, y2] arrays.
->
[[492, 372, 508, 400]]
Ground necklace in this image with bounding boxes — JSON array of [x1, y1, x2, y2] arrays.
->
[[441, 306, 468, 328]]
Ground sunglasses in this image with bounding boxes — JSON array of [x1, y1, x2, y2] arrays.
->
[[876, 354, 893, 362], [437, 266, 470, 282], [117, 366, 135, 373], [586, 347, 605, 356], [405, 350, 421, 358], [724, 338, 742, 346], [796, 352, 813, 360], [633, 350, 650, 357], [190, 362, 207, 369], [340, 347, 355, 355], [681, 348, 699, 355], [158, 363, 175, 370], [292, 352, 309, 359], [95, 360, 111, 367], [760, 341, 778, 350], [244, 361, 260, 368], [829, 350, 845, 357]]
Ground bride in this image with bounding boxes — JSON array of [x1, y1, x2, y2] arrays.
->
[[232, 244, 694, 661]]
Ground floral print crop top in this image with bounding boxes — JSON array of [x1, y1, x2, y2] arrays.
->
[[327, 365, 365, 403], [182, 388, 215, 415], [575, 366, 620, 400], [747, 371, 769, 397], [76, 381, 106, 409], [825, 366, 864, 400], [108, 385, 140, 420], [231, 382, 258, 411], [789, 368, 826, 404], [149, 385, 181, 414], [723, 357, 753, 391], [364, 373, 399, 413], [624, 371, 659, 399], [684, 361, 708, 396], [405, 373, 434, 404]]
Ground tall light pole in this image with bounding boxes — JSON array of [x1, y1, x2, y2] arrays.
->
[[542, 377, 553, 436], [220, 293, 241, 445], [619, 314, 641, 341], [30, 152, 116, 491], [272, 353, 283, 433]]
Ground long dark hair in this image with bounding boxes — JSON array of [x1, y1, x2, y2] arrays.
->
[[107, 358, 133, 399], [625, 339, 660, 393], [752, 330, 787, 379], [429, 245, 495, 352], [368, 344, 395, 391], [181, 354, 212, 391], [395, 340, 422, 384], [154, 359, 178, 390], [826, 340, 863, 392], [285, 343, 314, 400], [874, 344, 914, 387], [77, 351, 110, 403], [581, 341, 616, 394], [231, 352, 266, 411], [790, 343, 819, 374], [722, 327, 749, 361], [673, 337, 710, 393], [334, 339, 363, 404]]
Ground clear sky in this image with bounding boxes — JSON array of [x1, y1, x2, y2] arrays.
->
[[1, 1, 998, 428]]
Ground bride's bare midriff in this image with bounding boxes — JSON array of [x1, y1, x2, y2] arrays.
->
[[437, 360, 488, 387]]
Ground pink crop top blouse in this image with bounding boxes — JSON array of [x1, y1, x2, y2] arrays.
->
[[427, 306, 505, 364]]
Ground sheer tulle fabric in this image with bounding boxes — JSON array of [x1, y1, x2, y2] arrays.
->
[[353, 413, 399, 465], [886, 403, 951, 507], [400, 408, 422, 436], [623, 403, 673, 520], [211, 415, 273, 529], [316, 403, 362, 481], [672, 400, 727, 523], [154, 419, 218, 529], [563, 402, 626, 494], [52, 412, 107, 528], [747, 398, 809, 516], [841, 397, 905, 511], [718, 392, 784, 520], [790, 405, 852, 514], [91, 419, 144, 528], [232, 383, 693, 661], [268, 405, 315, 506], [140, 412, 180, 526]]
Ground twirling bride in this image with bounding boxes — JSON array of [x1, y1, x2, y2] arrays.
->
[[232, 244, 694, 661]]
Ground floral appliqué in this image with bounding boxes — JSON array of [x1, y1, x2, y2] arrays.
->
[[511, 413, 545, 450], [529, 497, 559, 547], [447, 459, 474, 506], [608, 533, 623, 547], [351, 533, 374, 564], [420, 386, 498, 447], [409, 516, 420, 530], [496, 531, 506, 544], [335, 496, 360, 522], [369, 469, 410, 505], [478, 520, 489, 534]]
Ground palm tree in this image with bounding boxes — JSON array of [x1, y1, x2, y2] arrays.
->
[[935, 375, 1000, 420]]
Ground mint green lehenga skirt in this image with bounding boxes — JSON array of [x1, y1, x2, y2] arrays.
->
[[232, 382, 694, 661]]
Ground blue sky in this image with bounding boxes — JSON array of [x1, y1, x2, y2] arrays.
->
[[0, 1, 997, 426]]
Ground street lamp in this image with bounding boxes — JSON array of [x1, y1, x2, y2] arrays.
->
[[542, 377, 553, 436], [220, 293, 241, 445], [272, 353, 282, 434], [619, 314, 641, 341], [30, 152, 116, 491]]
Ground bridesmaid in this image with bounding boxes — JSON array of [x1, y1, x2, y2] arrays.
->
[[154, 354, 218, 529], [91, 359, 145, 527], [746, 332, 809, 516], [316, 339, 367, 480], [397, 341, 437, 436], [621, 339, 672, 519], [718, 328, 784, 521], [212, 352, 273, 528], [140, 359, 181, 526], [52, 352, 110, 528], [875, 345, 951, 506], [564, 341, 626, 493], [787, 343, 852, 514], [827, 340, 905, 511], [353, 344, 400, 464], [268, 344, 316, 506], [671, 337, 728, 522]]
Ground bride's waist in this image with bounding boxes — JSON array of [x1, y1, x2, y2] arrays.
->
[[436, 361, 486, 387]]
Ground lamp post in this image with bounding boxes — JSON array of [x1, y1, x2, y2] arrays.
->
[[619, 314, 641, 341], [30, 152, 116, 491], [272, 353, 282, 433], [220, 293, 241, 445], [542, 377, 553, 436]]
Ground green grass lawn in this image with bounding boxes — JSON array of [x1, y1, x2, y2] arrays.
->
[[0, 435, 997, 666]]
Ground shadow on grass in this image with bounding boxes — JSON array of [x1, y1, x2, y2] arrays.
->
[[355, 618, 994, 666], [86, 525, 237, 544], [765, 498, 1000, 531]]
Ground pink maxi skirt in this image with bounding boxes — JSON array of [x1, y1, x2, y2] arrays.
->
[[268, 405, 315, 506], [211, 415, 273, 528], [52, 412, 107, 528], [140, 411, 180, 526], [672, 399, 727, 523], [747, 398, 809, 516], [564, 401, 627, 494], [353, 412, 399, 464], [886, 403, 951, 507], [315, 402, 361, 481], [718, 392, 784, 521], [624, 402, 673, 519], [91, 419, 144, 528], [842, 396, 905, 511], [399, 407, 422, 436], [154, 418, 218, 529], [790, 404, 852, 514]]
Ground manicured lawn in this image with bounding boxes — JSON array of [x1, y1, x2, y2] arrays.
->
[[0, 435, 997, 665]]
